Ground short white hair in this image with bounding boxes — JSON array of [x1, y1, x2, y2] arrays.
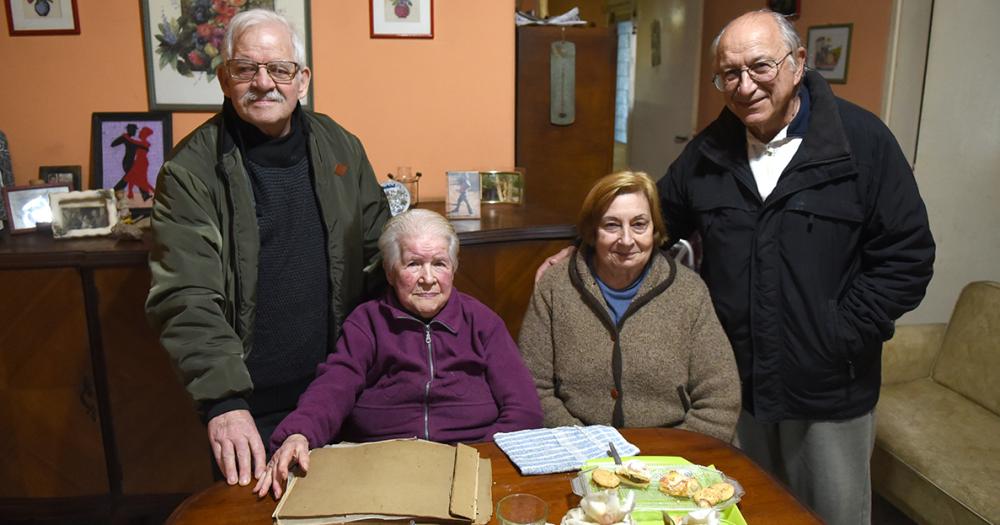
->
[[711, 9, 802, 68], [379, 209, 460, 271], [222, 8, 307, 65]]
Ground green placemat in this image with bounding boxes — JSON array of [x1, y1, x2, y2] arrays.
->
[[581, 456, 748, 525]]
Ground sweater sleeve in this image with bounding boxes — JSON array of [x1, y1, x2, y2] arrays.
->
[[269, 315, 374, 451], [479, 311, 544, 438], [518, 272, 585, 427], [678, 281, 741, 442]]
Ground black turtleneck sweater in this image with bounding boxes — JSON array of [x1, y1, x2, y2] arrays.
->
[[211, 101, 330, 419]]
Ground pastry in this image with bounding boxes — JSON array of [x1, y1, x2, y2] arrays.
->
[[692, 482, 735, 507], [658, 470, 701, 497], [615, 460, 651, 488], [592, 468, 621, 488]]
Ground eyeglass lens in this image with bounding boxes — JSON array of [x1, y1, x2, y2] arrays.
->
[[227, 60, 298, 83]]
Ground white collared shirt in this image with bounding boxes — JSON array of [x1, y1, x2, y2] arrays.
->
[[746, 124, 802, 201]]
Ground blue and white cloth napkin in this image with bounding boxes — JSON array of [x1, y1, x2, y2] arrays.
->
[[493, 425, 640, 475]]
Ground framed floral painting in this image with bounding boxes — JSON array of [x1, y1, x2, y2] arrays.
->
[[140, 0, 312, 111]]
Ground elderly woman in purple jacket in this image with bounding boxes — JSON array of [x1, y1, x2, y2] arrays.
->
[[255, 209, 543, 498]]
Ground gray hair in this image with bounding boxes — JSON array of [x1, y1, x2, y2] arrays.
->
[[379, 209, 460, 271], [711, 9, 802, 68], [222, 8, 307, 66]]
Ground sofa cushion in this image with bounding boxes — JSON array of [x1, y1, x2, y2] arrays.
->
[[933, 281, 1000, 417], [875, 377, 1000, 523]]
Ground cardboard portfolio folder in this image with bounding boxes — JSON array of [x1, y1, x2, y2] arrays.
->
[[273, 439, 492, 525]]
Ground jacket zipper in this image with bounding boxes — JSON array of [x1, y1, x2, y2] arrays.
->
[[422, 324, 434, 441]]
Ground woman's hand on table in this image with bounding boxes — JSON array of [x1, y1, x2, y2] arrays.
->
[[254, 433, 310, 499]]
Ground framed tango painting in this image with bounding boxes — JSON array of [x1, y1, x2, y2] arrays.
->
[[90, 112, 172, 216]]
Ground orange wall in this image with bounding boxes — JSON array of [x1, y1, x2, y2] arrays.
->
[[697, 0, 892, 130], [0, 1, 515, 201]]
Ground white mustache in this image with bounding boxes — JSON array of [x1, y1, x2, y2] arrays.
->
[[242, 89, 286, 103]]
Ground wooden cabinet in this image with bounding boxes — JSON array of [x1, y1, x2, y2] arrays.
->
[[0, 236, 212, 521]]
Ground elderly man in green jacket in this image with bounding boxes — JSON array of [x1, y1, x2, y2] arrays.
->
[[146, 9, 389, 489]]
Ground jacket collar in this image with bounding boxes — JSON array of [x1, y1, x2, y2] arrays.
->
[[700, 70, 852, 169], [380, 288, 461, 334], [570, 250, 677, 330]]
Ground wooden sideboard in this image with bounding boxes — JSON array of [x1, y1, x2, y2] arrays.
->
[[0, 202, 574, 521]]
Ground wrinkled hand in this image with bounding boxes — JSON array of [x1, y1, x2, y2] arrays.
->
[[254, 434, 310, 499], [535, 246, 576, 283], [207, 409, 266, 486]]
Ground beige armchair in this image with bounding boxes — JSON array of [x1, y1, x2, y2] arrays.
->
[[872, 281, 1000, 525]]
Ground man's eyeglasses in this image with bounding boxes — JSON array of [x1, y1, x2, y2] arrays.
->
[[712, 51, 792, 92], [225, 59, 300, 84]]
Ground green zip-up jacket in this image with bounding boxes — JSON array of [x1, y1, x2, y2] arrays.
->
[[146, 109, 390, 410]]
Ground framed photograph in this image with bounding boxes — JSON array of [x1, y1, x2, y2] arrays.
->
[[370, 0, 433, 39], [49, 189, 118, 239], [91, 112, 172, 215], [807, 24, 853, 84], [1, 183, 71, 234], [140, 0, 312, 111], [446, 171, 481, 219], [766, 0, 800, 20], [480, 170, 524, 205], [4, 0, 79, 36], [0, 130, 13, 225], [39, 165, 82, 191]]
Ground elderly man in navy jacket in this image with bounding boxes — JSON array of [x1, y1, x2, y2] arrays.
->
[[658, 10, 935, 525]]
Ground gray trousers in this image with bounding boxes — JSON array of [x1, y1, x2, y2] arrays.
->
[[735, 409, 876, 525]]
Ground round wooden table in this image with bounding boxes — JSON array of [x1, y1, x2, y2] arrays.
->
[[166, 428, 821, 524]]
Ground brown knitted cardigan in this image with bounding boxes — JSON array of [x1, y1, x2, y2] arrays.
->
[[518, 250, 741, 442]]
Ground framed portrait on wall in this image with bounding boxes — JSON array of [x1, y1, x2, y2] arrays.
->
[[4, 0, 80, 36], [90, 112, 172, 215], [370, 0, 433, 39], [140, 0, 312, 111], [445, 171, 480, 219], [807, 24, 853, 84]]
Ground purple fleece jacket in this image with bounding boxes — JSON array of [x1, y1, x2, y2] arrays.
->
[[270, 290, 543, 450]]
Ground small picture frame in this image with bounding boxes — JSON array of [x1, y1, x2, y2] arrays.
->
[[1, 183, 71, 234], [39, 165, 82, 191], [140, 0, 312, 111], [370, 0, 433, 39], [91, 112, 172, 216], [50, 189, 119, 239], [480, 170, 524, 205], [4, 0, 80, 36], [446, 171, 481, 219], [807, 24, 853, 84]]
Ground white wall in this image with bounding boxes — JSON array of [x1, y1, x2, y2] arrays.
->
[[628, 0, 702, 178], [900, 0, 1000, 323]]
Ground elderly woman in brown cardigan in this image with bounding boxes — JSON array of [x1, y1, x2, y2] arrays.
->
[[518, 171, 740, 441]]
